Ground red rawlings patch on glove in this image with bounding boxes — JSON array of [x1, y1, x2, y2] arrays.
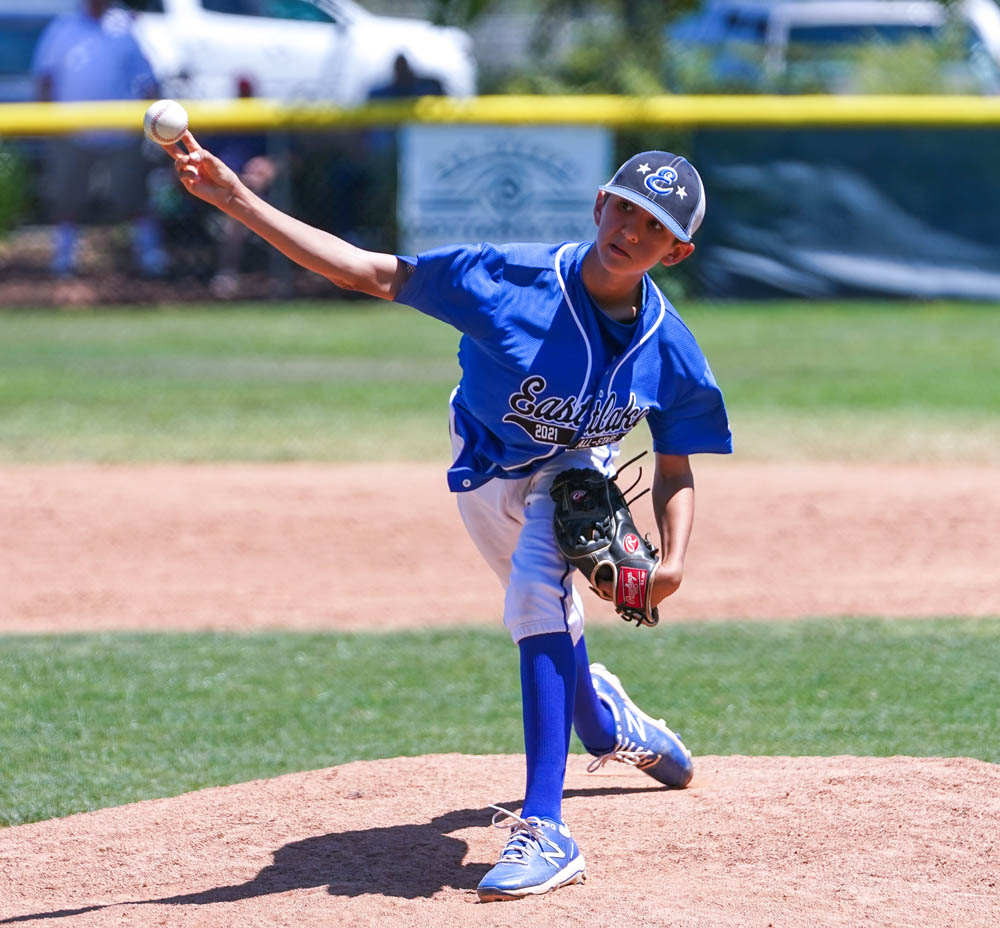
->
[[617, 566, 648, 611]]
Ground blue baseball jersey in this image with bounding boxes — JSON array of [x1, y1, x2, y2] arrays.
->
[[395, 241, 732, 492]]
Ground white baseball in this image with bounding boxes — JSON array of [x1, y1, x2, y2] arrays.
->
[[143, 99, 189, 145]]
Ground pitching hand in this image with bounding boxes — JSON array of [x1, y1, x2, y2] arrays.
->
[[165, 131, 241, 210]]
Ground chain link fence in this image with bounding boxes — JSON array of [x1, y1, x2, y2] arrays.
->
[[2, 113, 1000, 305], [0, 125, 411, 304]]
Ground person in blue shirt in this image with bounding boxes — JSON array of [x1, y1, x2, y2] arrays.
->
[[32, 0, 166, 277], [167, 134, 732, 902]]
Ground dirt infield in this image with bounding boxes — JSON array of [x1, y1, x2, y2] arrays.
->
[[1, 460, 999, 926], [2, 460, 998, 632], [1, 754, 998, 927]]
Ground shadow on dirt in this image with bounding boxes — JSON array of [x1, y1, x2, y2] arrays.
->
[[1, 784, 662, 921]]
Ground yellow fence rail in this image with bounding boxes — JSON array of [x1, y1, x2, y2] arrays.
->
[[3, 94, 1000, 135]]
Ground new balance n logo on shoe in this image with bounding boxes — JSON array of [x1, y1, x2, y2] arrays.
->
[[587, 663, 694, 789], [623, 705, 646, 742]]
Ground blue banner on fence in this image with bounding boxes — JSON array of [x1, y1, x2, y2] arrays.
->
[[692, 129, 1000, 300]]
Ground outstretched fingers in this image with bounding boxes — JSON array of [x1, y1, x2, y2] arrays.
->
[[163, 131, 209, 190], [163, 140, 186, 162], [163, 130, 203, 162]]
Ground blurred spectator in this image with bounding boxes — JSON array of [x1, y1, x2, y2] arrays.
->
[[366, 54, 444, 155], [362, 54, 444, 251], [368, 53, 445, 102], [205, 77, 280, 299], [32, 0, 167, 277]]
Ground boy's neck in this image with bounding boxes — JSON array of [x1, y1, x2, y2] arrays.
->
[[580, 247, 645, 324]]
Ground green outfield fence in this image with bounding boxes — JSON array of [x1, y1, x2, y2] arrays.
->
[[2, 95, 1000, 304]]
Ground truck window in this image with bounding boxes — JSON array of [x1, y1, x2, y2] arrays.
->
[[120, 0, 166, 11], [202, 0, 333, 21], [723, 11, 768, 41], [0, 17, 48, 75], [787, 24, 938, 45]]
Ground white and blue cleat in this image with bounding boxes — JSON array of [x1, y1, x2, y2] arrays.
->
[[477, 806, 586, 902], [586, 663, 694, 788]]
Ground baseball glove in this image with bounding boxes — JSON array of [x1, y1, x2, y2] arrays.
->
[[549, 457, 661, 628]]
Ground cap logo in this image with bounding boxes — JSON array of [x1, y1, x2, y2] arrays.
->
[[644, 166, 678, 196]]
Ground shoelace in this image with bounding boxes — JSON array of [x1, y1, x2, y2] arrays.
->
[[586, 736, 660, 773], [488, 805, 550, 866]]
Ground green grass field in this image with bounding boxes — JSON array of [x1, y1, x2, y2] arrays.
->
[[1, 300, 997, 462], [1, 300, 997, 827], [3, 619, 999, 826]]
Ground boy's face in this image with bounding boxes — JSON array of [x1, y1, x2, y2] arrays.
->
[[592, 192, 694, 273]]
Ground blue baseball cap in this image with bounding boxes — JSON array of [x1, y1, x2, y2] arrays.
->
[[599, 151, 706, 243]]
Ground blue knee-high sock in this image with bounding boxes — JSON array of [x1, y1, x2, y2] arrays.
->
[[518, 632, 576, 824], [572, 635, 616, 754]]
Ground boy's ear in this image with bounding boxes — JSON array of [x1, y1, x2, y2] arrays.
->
[[593, 190, 608, 226], [661, 241, 695, 267]]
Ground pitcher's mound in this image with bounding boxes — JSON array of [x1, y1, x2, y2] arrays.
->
[[1, 753, 997, 928]]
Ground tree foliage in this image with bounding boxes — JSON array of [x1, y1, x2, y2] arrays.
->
[[0, 146, 28, 239], [428, 0, 701, 94]]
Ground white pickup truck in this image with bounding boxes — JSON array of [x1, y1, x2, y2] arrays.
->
[[9, 0, 471, 103], [128, 0, 477, 102]]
